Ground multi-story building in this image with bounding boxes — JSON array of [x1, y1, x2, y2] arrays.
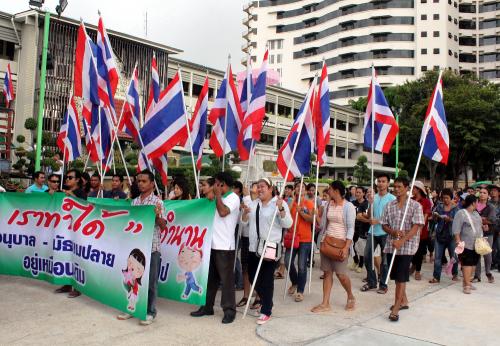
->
[[1, 9, 393, 181], [244, 0, 499, 105]]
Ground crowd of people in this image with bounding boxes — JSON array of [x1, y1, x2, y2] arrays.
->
[[4, 169, 499, 326]]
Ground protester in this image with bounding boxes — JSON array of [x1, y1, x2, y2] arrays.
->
[[200, 178, 215, 200], [410, 181, 432, 281], [170, 178, 192, 200], [25, 171, 48, 193], [46, 173, 61, 195], [429, 188, 459, 283], [81, 172, 91, 194], [285, 181, 315, 302], [237, 182, 258, 308], [453, 194, 483, 294], [489, 185, 500, 271], [117, 169, 167, 325], [311, 180, 356, 313], [87, 173, 102, 198], [241, 178, 292, 324], [54, 169, 87, 297], [348, 186, 357, 202], [53, 153, 64, 176], [360, 173, 395, 294], [191, 172, 239, 324], [381, 176, 424, 322], [233, 181, 244, 291], [103, 175, 128, 199], [352, 186, 369, 273], [283, 184, 294, 204], [472, 187, 496, 283]]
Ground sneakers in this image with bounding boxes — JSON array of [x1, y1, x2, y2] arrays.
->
[[355, 266, 362, 273], [256, 314, 271, 325], [117, 313, 133, 320], [348, 262, 358, 271], [140, 315, 155, 326]]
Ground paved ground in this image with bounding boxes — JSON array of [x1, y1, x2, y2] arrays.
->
[[1, 257, 500, 346]]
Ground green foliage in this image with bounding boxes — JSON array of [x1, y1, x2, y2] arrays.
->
[[41, 131, 54, 147], [396, 162, 409, 179], [70, 159, 84, 170], [125, 152, 136, 162], [24, 118, 37, 131], [130, 142, 140, 150], [43, 149, 54, 158], [353, 155, 370, 184], [348, 97, 367, 112], [16, 135, 25, 143]]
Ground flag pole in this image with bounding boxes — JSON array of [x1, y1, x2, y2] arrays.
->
[[243, 78, 314, 319], [98, 106, 104, 197], [221, 54, 230, 172], [60, 134, 67, 191], [243, 49, 254, 187], [283, 176, 304, 300], [384, 70, 441, 285], [307, 160, 320, 294], [178, 66, 200, 198], [370, 64, 375, 270]]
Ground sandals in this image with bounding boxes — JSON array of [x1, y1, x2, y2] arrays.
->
[[311, 304, 331, 313], [471, 277, 481, 283], [295, 293, 304, 302], [345, 298, 355, 311], [287, 285, 297, 295], [452, 275, 459, 282], [360, 284, 377, 292], [487, 273, 495, 283], [236, 297, 248, 307], [250, 299, 261, 310], [414, 272, 422, 281], [390, 305, 409, 310], [389, 313, 399, 322], [428, 278, 440, 284], [463, 286, 471, 294], [274, 272, 284, 279], [376, 287, 388, 294]]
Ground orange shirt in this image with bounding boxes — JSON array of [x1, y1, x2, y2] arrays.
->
[[289, 199, 314, 243]]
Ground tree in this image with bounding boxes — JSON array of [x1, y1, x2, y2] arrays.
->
[[353, 155, 370, 184]]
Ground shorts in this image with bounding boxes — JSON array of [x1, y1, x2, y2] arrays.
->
[[240, 236, 250, 271], [320, 252, 348, 274], [387, 253, 412, 283], [458, 248, 480, 267]]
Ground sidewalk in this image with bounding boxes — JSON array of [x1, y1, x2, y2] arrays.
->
[[1, 258, 499, 345]]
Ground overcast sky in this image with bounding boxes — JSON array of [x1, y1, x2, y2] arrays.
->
[[3, 0, 247, 71]]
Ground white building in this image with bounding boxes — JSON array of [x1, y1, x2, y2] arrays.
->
[[243, 0, 499, 105]]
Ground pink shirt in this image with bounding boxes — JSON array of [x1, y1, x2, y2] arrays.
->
[[326, 204, 346, 239]]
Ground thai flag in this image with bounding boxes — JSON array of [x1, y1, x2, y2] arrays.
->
[[118, 65, 141, 140], [97, 16, 118, 97], [138, 150, 169, 185], [140, 71, 188, 159], [209, 64, 244, 157], [314, 62, 330, 166], [363, 67, 399, 154], [239, 54, 253, 114], [420, 71, 449, 164], [145, 52, 160, 122], [184, 77, 209, 170], [238, 50, 268, 161], [3, 63, 14, 108], [57, 95, 82, 162], [73, 23, 99, 106], [277, 78, 317, 181], [90, 104, 114, 164], [81, 101, 100, 163]]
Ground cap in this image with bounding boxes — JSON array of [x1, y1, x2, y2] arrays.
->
[[413, 180, 427, 196]]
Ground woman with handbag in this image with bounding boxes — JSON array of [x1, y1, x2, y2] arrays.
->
[[452, 194, 484, 294], [311, 180, 356, 313], [241, 178, 292, 325]]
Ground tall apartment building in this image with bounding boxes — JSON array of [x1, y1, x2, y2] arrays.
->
[[243, 0, 499, 105]]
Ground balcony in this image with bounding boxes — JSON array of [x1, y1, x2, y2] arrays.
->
[[243, 1, 254, 14]]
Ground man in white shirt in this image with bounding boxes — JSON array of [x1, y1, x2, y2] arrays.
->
[[191, 172, 240, 324]]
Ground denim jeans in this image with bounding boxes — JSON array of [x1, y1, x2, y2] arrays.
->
[[433, 239, 458, 280], [148, 251, 161, 318], [285, 242, 311, 293], [363, 234, 388, 289]]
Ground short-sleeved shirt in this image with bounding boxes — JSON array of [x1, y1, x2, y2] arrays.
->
[[452, 209, 483, 250], [211, 191, 240, 250], [370, 193, 396, 236], [103, 189, 128, 199], [415, 197, 432, 239], [290, 199, 315, 243], [352, 199, 370, 238], [132, 192, 166, 252], [25, 184, 48, 193], [381, 198, 425, 255]]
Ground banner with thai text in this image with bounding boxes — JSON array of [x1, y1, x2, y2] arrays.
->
[[0, 192, 155, 320]]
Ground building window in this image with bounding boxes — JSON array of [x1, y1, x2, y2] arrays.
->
[[269, 54, 274, 64], [276, 54, 282, 64], [448, 49, 452, 56], [434, 0, 439, 3], [421, 66, 428, 71], [434, 65, 440, 70], [421, 48, 428, 54], [434, 48, 440, 54], [433, 14, 439, 20], [421, 14, 427, 20], [421, 31, 427, 37], [0, 40, 15, 61], [433, 31, 440, 37], [267, 39, 283, 50], [448, 32, 452, 38], [454, 35, 458, 41], [421, 0, 427, 3]]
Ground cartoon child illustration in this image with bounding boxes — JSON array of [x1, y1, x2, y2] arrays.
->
[[122, 248, 146, 312], [176, 244, 203, 300]]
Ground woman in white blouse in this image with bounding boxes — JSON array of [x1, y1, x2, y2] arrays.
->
[[241, 178, 293, 325], [312, 180, 356, 313]]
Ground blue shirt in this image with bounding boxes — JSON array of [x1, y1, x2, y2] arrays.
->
[[370, 192, 396, 236], [25, 184, 48, 193]]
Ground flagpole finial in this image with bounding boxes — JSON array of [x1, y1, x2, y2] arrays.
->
[[205, 69, 209, 77], [97, 9, 101, 16]]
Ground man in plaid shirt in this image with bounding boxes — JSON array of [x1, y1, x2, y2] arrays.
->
[[381, 177, 424, 322], [117, 169, 167, 325]]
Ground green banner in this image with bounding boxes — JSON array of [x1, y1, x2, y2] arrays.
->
[[0, 193, 216, 318], [0, 192, 155, 320]]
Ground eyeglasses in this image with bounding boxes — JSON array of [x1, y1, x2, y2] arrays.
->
[[66, 176, 75, 180], [49, 180, 60, 183]]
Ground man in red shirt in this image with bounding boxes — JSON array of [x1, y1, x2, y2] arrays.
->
[[410, 181, 432, 280]]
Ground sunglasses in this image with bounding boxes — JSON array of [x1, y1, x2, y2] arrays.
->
[[66, 176, 76, 180], [49, 180, 60, 183]]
